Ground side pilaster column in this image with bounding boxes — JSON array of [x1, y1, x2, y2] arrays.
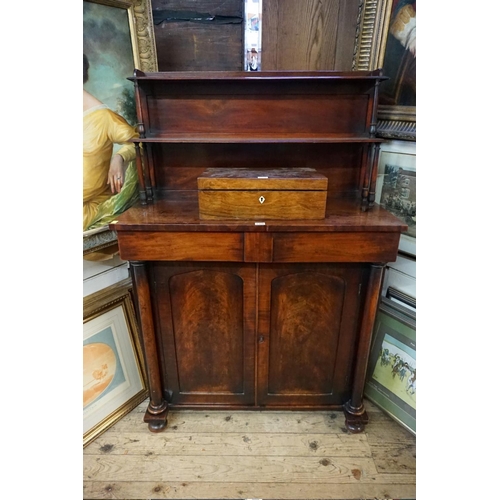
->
[[130, 261, 168, 432], [344, 263, 385, 432]]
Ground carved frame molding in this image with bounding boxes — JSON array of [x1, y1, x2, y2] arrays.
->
[[352, 0, 416, 141], [85, 0, 158, 72], [129, 0, 158, 72]]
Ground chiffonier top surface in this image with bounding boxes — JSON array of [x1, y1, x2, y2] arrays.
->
[[111, 193, 407, 233]]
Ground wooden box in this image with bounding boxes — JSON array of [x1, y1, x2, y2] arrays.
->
[[197, 168, 328, 220]]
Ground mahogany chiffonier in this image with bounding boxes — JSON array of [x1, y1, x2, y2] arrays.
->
[[110, 70, 407, 433]]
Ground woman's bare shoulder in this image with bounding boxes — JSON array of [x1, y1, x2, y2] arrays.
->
[[83, 89, 103, 112]]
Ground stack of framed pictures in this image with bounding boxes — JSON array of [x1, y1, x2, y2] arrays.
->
[[364, 297, 416, 435]]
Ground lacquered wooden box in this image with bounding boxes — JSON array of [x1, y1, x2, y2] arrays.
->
[[197, 167, 328, 220]]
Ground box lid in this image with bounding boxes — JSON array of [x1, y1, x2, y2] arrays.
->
[[197, 168, 328, 191]]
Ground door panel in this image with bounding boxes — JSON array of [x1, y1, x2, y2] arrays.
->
[[267, 272, 343, 395], [258, 263, 367, 406], [149, 261, 367, 408], [151, 262, 256, 405]]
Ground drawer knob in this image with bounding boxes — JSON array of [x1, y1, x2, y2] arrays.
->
[[259, 196, 265, 204]]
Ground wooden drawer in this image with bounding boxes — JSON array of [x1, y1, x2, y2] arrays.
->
[[116, 230, 399, 263], [116, 231, 244, 261], [271, 232, 401, 263], [198, 168, 327, 220]]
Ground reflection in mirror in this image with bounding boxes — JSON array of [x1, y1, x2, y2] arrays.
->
[[244, 0, 262, 71]]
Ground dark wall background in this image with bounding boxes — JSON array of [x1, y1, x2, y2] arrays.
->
[[152, 0, 359, 71], [152, 0, 245, 71]]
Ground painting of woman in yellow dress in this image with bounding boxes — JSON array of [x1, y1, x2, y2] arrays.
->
[[83, 54, 139, 231], [83, 1, 140, 232]]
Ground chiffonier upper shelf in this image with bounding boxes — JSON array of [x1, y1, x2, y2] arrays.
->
[[129, 70, 386, 143], [128, 69, 388, 209]]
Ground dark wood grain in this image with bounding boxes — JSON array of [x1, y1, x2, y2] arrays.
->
[[344, 263, 385, 433], [147, 94, 370, 138], [117, 230, 244, 261], [111, 193, 407, 233], [151, 143, 367, 197], [244, 232, 273, 263], [150, 262, 256, 406], [130, 262, 169, 431], [128, 70, 386, 80], [256, 264, 366, 407], [262, 0, 343, 70], [271, 232, 400, 263]]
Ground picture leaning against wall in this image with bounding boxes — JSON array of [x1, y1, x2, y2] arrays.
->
[[376, 140, 416, 256], [83, 0, 142, 233]]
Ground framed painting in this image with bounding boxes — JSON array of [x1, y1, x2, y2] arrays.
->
[[375, 140, 416, 256], [83, 0, 157, 243], [352, 0, 416, 140], [364, 297, 416, 435], [83, 0, 157, 115], [83, 278, 148, 447]]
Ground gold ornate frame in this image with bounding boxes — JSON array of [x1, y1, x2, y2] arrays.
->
[[352, 0, 416, 141], [83, 278, 148, 448], [83, 0, 157, 254], [85, 0, 158, 72]]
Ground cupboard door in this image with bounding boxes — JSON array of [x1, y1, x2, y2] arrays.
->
[[257, 263, 367, 407], [151, 262, 257, 406]]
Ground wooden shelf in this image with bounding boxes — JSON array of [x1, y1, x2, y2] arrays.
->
[[132, 134, 385, 144], [128, 70, 388, 82]]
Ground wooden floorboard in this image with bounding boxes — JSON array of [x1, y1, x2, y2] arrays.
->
[[83, 400, 416, 499]]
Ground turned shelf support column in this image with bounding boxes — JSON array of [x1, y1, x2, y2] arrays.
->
[[344, 262, 385, 433], [130, 261, 169, 432]]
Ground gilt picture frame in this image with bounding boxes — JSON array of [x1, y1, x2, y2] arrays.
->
[[83, 0, 157, 108], [353, 0, 416, 140], [83, 0, 157, 247], [364, 297, 416, 435], [83, 278, 148, 447], [83, 0, 157, 96]]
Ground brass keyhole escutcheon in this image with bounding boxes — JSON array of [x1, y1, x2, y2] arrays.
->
[[259, 196, 265, 204], [258, 335, 265, 343]]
